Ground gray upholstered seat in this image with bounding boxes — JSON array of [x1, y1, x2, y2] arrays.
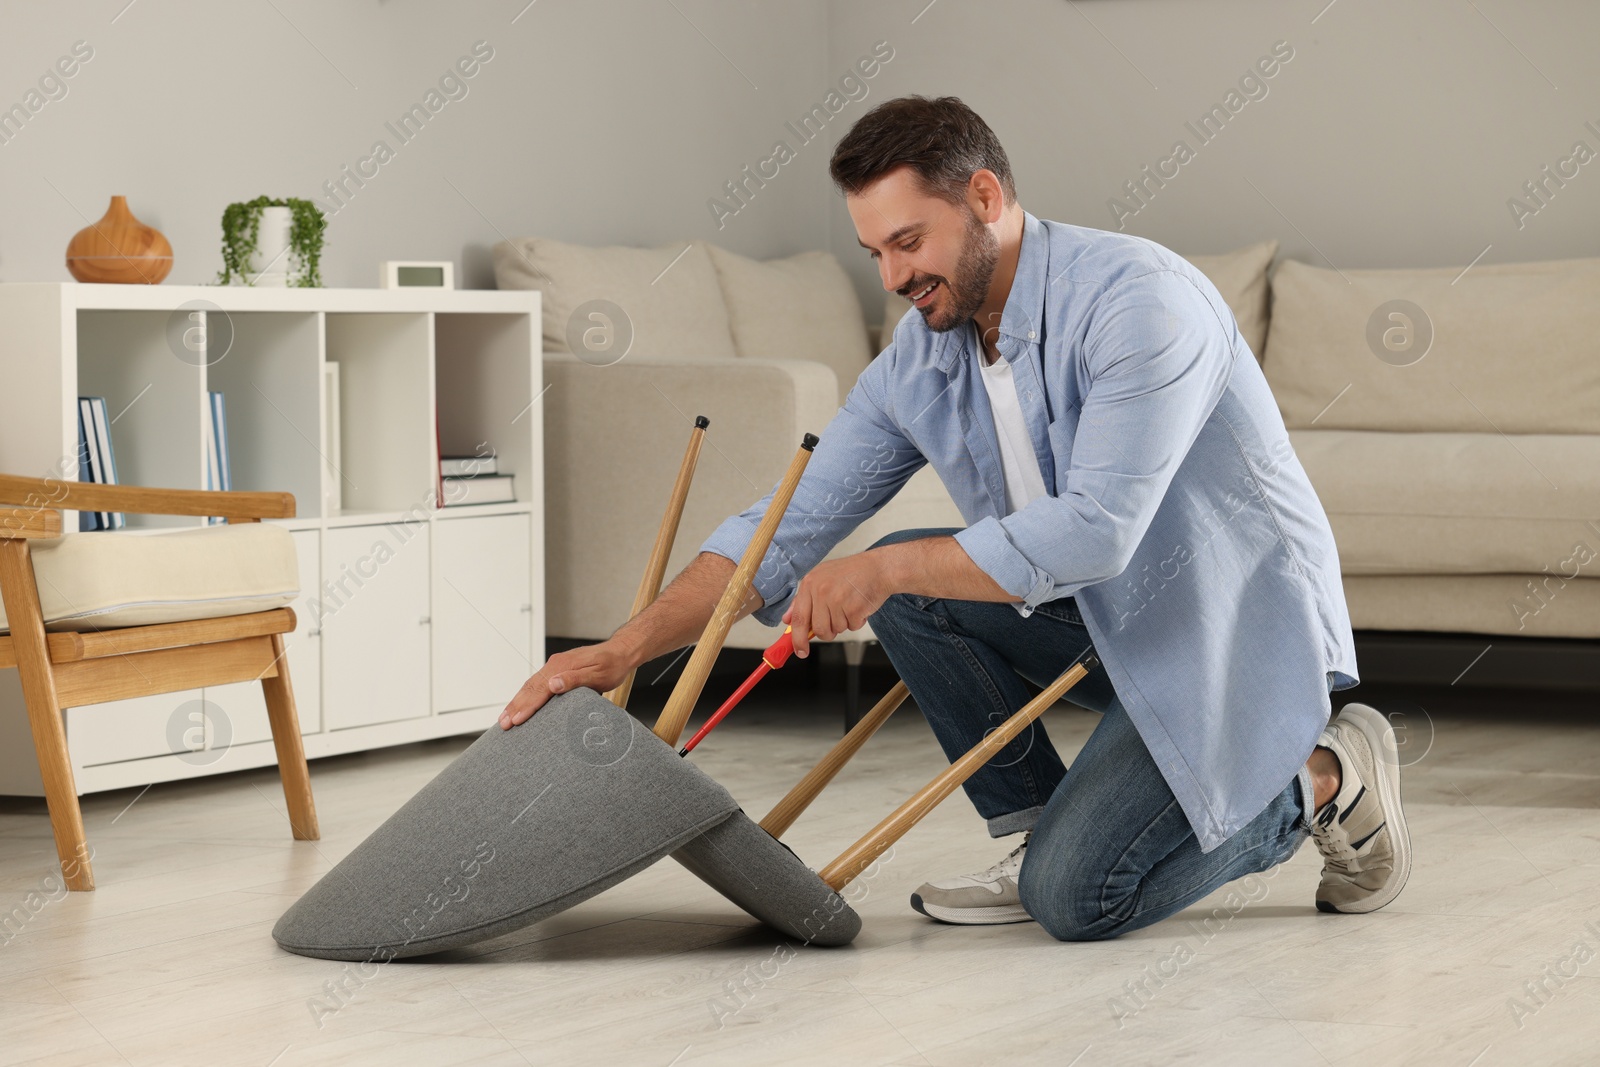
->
[[673, 810, 860, 946], [272, 688, 741, 961]]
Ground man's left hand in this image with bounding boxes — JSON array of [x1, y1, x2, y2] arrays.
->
[[782, 550, 897, 658]]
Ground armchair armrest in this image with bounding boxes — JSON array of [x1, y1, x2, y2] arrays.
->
[[0, 474, 295, 526], [0, 506, 63, 540]]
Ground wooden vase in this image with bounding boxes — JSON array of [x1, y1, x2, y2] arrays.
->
[[65, 196, 173, 284]]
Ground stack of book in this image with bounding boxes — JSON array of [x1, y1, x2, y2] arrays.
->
[[76, 396, 124, 531], [439, 450, 514, 506], [204, 391, 232, 524]]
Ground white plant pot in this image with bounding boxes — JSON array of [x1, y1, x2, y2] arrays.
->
[[247, 206, 293, 287]]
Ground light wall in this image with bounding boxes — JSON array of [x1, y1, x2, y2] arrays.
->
[[0, 0, 835, 289], [828, 0, 1600, 318], [3, 1, 1597, 320]]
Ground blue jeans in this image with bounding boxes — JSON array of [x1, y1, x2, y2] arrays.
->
[[867, 528, 1319, 942]]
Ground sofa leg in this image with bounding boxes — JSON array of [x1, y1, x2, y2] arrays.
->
[[842, 640, 867, 732]]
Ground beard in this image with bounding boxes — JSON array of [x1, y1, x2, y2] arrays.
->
[[899, 208, 1000, 333]]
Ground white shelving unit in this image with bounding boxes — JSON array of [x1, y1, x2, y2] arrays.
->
[[0, 283, 544, 795]]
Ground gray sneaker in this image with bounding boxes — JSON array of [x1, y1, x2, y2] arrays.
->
[[909, 834, 1033, 925], [1311, 702, 1412, 914]]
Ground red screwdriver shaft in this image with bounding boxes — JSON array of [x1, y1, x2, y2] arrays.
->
[[678, 628, 798, 756]]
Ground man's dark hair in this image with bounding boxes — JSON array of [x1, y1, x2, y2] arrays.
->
[[829, 95, 1016, 205]]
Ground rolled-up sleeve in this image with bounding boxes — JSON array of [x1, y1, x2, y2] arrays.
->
[[699, 346, 927, 625], [953, 270, 1236, 613]]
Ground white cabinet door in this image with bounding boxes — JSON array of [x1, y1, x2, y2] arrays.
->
[[208, 529, 322, 749], [321, 522, 431, 730], [67, 688, 206, 768], [432, 514, 532, 713]]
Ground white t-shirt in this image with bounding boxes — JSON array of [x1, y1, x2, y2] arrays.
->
[[973, 324, 1049, 514]]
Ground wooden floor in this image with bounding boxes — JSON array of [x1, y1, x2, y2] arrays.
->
[[1, 674, 1596, 1066]]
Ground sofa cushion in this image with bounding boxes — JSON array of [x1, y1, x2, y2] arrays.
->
[[1265, 256, 1600, 433], [493, 237, 738, 362], [706, 245, 872, 405], [1343, 575, 1600, 640], [1181, 239, 1277, 362], [1289, 428, 1600, 575], [881, 238, 1278, 363], [0, 523, 298, 633]]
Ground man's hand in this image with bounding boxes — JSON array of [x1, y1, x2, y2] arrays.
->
[[781, 537, 1019, 658], [782, 549, 897, 658], [500, 640, 636, 729]]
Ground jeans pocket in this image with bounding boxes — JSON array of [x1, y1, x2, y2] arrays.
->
[[1032, 596, 1084, 626]]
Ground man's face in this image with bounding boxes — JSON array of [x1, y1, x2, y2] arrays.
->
[[847, 166, 1000, 333]]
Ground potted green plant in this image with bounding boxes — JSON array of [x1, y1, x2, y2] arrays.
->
[[217, 196, 327, 287]]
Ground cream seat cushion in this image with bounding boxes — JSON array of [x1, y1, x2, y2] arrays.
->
[[705, 245, 873, 405], [883, 238, 1279, 363], [0, 523, 299, 633], [493, 237, 738, 362], [1289, 428, 1600, 575]]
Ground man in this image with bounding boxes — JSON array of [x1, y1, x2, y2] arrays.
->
[[501, 95, 1410, 940]]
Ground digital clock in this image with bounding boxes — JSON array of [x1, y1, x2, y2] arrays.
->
[[382, 261, 455, 289]]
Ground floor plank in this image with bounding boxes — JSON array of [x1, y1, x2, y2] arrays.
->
[[1, 676, 1595, 1066]]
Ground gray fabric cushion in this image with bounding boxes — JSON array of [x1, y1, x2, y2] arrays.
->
[[672, 810, 861, 947], [272, 688, 740, 961]]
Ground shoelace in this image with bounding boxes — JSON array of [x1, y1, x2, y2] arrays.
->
[[987, 834, 1030, 879], [1310, 805, 1360, 873]]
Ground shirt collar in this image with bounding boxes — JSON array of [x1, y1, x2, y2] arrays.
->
[[933, 210, 1049, 375]]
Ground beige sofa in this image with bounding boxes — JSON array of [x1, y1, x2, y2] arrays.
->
[[493, 234, 1600, 671], [493, 235, 966, 657], [1264, 256, 1600, 641]]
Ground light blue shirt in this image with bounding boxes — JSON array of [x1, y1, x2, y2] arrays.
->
[[702, 211, 1360, 852]]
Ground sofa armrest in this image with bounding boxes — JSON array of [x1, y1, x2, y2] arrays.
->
[[542, 355, 839, 649]]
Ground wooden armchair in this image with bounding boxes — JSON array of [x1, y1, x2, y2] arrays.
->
[[0, 474, 319, 891]]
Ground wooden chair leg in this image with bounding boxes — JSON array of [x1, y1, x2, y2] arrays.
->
[[0, 540, 94, 891], [654, 434, 818, 747], [818, 653, 1099, 892], [605, 415, 709, 711], [261, 632, 319, 840], [760, 680, 909, 839]]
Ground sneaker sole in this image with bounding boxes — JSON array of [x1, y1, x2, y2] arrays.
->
[[909, 893, 1034, 926], [1318, 701, 1412, 915]]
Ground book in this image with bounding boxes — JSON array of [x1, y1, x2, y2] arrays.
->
[[440, 473, 515, 506], [323, 363, 342, 516], [204, 391, 231, 524], [440, 453, 497, 477], [76, 402, 98, 532], [204, 405, 219, 491], [212, 391, 231, 491], [79, 396, 123, 529], [80, 398, 105, 528], [433, 412, 443, 509], [93, 397, 125, 529]]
